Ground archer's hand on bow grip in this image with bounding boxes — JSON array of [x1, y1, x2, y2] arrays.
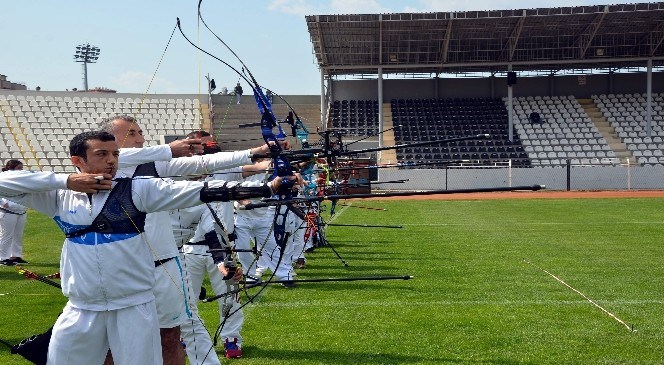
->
[[272, 173, 305, 195], [250, 140, 291, 160], [218, 259, 242, 281]]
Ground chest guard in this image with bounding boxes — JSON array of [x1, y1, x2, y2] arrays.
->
[[133, 162, 159, 178], [65, 179, 146, 238]]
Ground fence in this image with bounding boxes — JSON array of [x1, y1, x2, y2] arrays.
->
[[377, 160, 664, 191]]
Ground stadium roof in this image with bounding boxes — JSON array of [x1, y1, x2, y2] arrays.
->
[[305, 2, 664, 77]]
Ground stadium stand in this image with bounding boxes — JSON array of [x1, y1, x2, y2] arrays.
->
[[328, 99, 380, 136], [390, 97, 530, 167], [0, 92, 204, 171], [507, 95, 618, 167], [208, 96, 322, 152], [592, 93, 664, 166]]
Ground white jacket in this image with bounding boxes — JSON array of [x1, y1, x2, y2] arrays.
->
[[234, 171, 274, 221], [170, 168, 252, 247], [0, 170, 243, 311], [118, 145, 252, 261], [0, 197, 28, 214], [170, 205, 206, 248]]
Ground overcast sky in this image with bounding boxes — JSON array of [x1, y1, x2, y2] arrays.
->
[[1, 0, 629, 95]]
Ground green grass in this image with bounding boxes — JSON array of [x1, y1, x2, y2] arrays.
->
[[2, 198, 664, 364]]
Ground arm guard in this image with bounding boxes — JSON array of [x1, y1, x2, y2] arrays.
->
[[204, 231, 238, 280], [204, 231, 228, 266], [200, 182, 272, 203]]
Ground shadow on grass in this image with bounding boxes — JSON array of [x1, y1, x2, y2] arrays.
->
[[264, 281, 417, 292], [308, 249, 399, 256], [302, 266, 402, 275], [241, 346, 537, 365]]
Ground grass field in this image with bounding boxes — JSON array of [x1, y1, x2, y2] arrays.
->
[[1, 197, 664, 364]]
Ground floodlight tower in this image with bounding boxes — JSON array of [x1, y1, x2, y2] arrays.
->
[[73, 43, 101, 91]]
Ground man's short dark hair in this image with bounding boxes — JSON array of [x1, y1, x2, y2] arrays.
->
[[185, 130, 212, 139], [70, 131, 116, 160]]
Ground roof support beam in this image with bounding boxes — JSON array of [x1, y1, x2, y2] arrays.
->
[[566, 5, 608, 59], [321, 55, 664, 73], [497, 10, 526, 62], [315, 16, 329, 66], [436, 15, 454, 73], [379, 14, 383, 65], [652, 24, 664, 56], [632, 21, 664, 57]]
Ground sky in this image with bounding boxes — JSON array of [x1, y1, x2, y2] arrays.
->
[[1, 0, 631, 95]]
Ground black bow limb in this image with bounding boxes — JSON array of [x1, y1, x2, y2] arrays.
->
[[8, 327, 53, 365]]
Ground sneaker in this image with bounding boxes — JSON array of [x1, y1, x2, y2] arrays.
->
[[243, 275, 261, 285], [224, 338, 243, 358], [0, 259, 16, 266], [254, 268, 265, 278], [12, 258, 28, 264], [295, 258, 306, 269], [281, 280, 296, 289]]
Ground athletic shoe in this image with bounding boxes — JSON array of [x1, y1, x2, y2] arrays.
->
[[295, 258, 306, 269], [0, 259, 16, 266], [281, 280, 296, 289], [224, 338, 243, 358], [12, 258, 28, 264]]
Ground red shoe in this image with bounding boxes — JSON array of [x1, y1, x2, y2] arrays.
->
[[224, 338, 243, 358]]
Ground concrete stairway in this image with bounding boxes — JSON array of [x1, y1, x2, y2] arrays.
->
[[378, 103, 397, 165], [210, 101, 322, 151], [577, 98, 634, 164]]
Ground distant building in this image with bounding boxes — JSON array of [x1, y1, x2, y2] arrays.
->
[[0, 74, 27, 90]]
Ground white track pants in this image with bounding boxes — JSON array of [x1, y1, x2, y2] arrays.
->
[[234, 215, 293, 280], [180, 245, 243, 365], [287, 214, 307, 262], [0, 211, 26, 260], [47, 301, 162, 365]]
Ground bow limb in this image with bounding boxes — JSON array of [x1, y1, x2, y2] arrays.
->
[[179, 13, 297, 345]]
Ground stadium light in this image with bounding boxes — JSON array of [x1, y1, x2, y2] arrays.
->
[[73, 43, 101, 91]]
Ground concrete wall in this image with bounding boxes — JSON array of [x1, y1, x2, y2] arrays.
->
[[0, 90, 207, 100], [330, 71, 664, 101], [210, 94, 320, 105], [378, 165, 664, 191], [0, 90, 323, 105]]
